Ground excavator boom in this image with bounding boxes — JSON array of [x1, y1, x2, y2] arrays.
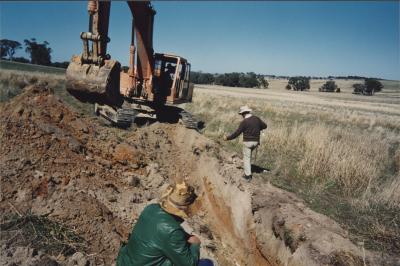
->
[[127, 1, 155, 89]]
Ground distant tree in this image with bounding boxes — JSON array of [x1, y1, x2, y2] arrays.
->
[[319, 80, 340, 93], [215, 73, 240, 87], [50, 61, 69, 69], [214, 74, 224, 86], [0, 45, 5, 59], [347, 75, 366, 80], [194, 71, 266, 88], [24, 38, 52, 65], [198, 73, 214, 84], [190, 71, 200, 84], [190, 71, 215, 84], [364, 78, 383, 95], [0, 47, 5, 59], [228, 73, 240, 87], [287, 77, 310, 91], [0, 39, 22, 60], [352, 83, 365, 94], [238, 72, 258, 88], [258, 75, 269, 89], [352, 79, 383, 96], [13, 57, 30, 63]]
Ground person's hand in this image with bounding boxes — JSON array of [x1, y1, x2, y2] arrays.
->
[[223, 135, 228, 141], [187, 235, 201, 245]]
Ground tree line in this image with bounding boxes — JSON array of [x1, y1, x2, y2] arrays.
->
[[287, 77, 383, 95], [0, 38, 69, 68], [266, 75, 381, 81], [193, 71, 384, 95], [190, 71, 268, 88]]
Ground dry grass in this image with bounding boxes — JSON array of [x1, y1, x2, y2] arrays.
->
[[296, 125, 388, 195], [0, 69, 64, 102], [186, 88, 399, 203], [185, 82, 400, 254], [1, 212, 86, 256]]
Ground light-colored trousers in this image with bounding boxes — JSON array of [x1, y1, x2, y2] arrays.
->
[[243, 141, 259, 176]]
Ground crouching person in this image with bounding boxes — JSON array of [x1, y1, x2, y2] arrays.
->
[[117, 181, 202, 266]]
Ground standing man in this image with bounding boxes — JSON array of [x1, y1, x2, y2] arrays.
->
[[224, 106, 267, 181], [117, 181, 202, 266]]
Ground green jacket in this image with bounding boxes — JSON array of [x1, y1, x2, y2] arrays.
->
[[117, 204, 200, 266]]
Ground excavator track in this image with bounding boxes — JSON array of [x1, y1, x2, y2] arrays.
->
[[96, 104, 199, 130], [179, 110, 199, 130], [95, 104, 138, 128], [115, 108, 138, 127]]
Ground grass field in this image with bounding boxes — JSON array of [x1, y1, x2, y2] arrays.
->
[[0, 60, 66, 75], [1, 61, 399, 256], [185, 81, 400, 255]]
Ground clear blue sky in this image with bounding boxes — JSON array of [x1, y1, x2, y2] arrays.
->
[[1, 1, 399, 80]]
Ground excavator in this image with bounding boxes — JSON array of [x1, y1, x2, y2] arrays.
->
[[65, 0, 197, 128]]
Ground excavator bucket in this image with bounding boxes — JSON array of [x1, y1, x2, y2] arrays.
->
[[66, 55, 123, 107]]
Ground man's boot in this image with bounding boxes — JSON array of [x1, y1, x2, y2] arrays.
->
[[243, 175, 252, 182]]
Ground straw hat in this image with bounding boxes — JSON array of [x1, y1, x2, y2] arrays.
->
[[160, 181, 197, 219], [238, 105, 252, 114]]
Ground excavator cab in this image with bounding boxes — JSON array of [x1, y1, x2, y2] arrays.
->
[[153, 53, 193, 105]]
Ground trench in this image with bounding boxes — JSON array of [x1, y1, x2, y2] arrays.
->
[[143, 124, 272, 265], [161, 125, 274, 265]]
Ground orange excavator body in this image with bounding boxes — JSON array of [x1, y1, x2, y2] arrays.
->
[[66, 0, 195, 126]]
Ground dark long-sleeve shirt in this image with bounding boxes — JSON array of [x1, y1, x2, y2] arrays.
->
[[227, 115, 267, 142]]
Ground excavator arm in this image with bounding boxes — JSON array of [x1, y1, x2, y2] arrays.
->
[[127, 1, 155, 96], [82, 1, 111, 65]]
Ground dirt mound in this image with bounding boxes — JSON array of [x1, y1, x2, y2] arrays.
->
[[0, 85, 218, 265], [0, 85, 132, 264], [1, 85, 397, 265]]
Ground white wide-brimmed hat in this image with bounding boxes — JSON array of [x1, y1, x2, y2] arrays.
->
[[238, 105, 252, 114]]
